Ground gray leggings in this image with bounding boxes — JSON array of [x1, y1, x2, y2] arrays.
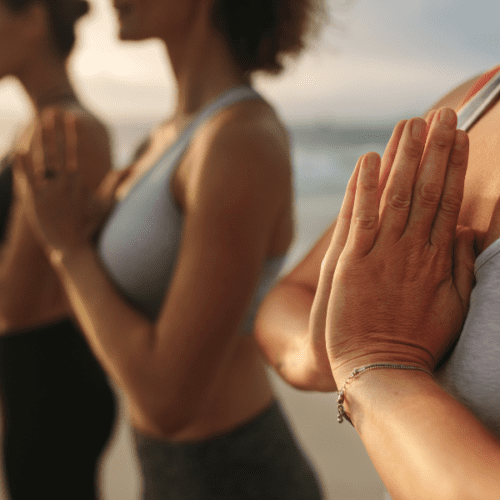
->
[[133, 399, 324, 499]]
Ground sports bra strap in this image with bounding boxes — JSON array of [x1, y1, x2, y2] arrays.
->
[[457, 66, 500, 131]]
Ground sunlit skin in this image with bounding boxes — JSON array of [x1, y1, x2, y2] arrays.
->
[[16, 0, 296, 441], [0, 0, 111, 332], [321, 107, 500, 499], [254, 70, 500, 497], [255, 71, 500, 390]]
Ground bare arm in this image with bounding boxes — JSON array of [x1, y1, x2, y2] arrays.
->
[[18, 111, 291, 434], [254, 68, 490, 392], [323, 108, 500, 499], [254, 119, 407, 391], [345, 370, 500, 499], [0, 112, 111, 327]]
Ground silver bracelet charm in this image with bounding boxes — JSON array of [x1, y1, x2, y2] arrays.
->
[[337, 363, 433, 424]]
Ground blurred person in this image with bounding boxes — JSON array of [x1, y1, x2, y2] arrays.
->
[[0, 0, 116, 498], [15, 0, 328, 498]]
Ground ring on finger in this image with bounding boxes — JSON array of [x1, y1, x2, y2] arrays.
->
[[44, 169, 58, 179]]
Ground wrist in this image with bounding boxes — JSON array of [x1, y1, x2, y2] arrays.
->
[[49, 243, 94, 273], [279, 335, 336, 392], [337, 365, 435, 428], [304, 336, 337, 391], [329, 350, 434, 390]]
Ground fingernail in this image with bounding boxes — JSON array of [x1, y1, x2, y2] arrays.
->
[[438, 108, 456, 127], [411, 119, 425, 140], [364, 152, 379, 169]]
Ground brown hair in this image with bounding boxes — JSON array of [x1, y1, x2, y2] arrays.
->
[[4, 0, 90, 57], [211, 0, 326, 76]]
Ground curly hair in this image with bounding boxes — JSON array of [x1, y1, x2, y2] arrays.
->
[[211, 0, 326, 76], [4, 0, 90, 57]]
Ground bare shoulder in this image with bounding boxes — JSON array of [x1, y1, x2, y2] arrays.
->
[[427, 72, 488, 112], [186, 99, 292, 207], [203, 99, 290, 172]]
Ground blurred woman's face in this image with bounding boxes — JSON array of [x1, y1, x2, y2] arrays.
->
[[112, 0, 198, 42]]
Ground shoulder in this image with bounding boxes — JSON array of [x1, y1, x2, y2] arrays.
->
[[203, 98, 289, 166], [427, 66, 500, 113], [186, 99, 292, 210]]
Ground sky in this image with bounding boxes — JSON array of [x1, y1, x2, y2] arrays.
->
[[1, 0, 500, 126]]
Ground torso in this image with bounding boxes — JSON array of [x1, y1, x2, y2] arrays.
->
[[102, 94, 293, 440], [432, 66, 500, 436], [458, 100, 500, 239], [0, 102, 110, 334], [0, 122, 68, 333]]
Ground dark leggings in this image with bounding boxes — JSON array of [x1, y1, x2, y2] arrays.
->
[[134, 399, 325, 500], [0, 319, 117, 499]]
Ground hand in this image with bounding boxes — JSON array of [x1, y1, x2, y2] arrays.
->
[[14, 108, 130, 259], [323, 108, 476, 385], [305, 114, 439, 390]]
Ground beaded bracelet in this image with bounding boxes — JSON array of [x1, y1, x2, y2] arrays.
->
[[337, 363, 433, 424]]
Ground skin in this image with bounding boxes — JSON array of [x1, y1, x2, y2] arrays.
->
[[254, 70, 499, 390], [323, 108, 500, 499], [18, 0, 295, 439], [254, 71, 500, 495], [0, 1, 111, 331]]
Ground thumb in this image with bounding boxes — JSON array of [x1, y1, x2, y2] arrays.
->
[[453, 226, 476, 313], [13, 152, 39, 202], [96, 167, 131, 202]]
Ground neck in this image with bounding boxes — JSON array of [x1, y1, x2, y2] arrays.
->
[[162, 9, 249, 120], [17, 55, 77, 114]]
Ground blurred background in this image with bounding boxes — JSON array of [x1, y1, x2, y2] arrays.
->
[[0, 0, 499, 498]]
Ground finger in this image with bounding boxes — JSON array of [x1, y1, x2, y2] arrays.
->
[[377, 118, 426, 242], [378, 119, 407, 200], [424, 109, 437, 127], [41, 108, 65, 177], [31, 121, 45, 180], [453, 226, 476, 314], [430, 130, 469, 249], [345, 152, 381, 257], [405, 108, 458, 239], [14, 152, 39, 192], [64, 111, 78, 173], [321, 155, 362, 272], [94, 170, 127, 215], [313, 157, 362, 353]]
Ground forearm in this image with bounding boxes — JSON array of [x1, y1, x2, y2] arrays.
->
[[255, 281, 335, 391], [52, 246, 162, 415], [52, 245, 243, 432], [0, 207, 66, 323], [343, 370, 500, 499]]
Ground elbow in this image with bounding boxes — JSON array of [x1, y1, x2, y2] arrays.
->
[[132, 391, 202, 437]]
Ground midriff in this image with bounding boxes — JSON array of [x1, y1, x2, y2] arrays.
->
[[130, 333, 275, 442]]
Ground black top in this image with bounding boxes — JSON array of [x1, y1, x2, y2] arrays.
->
[[0, 157, 13, 244]]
